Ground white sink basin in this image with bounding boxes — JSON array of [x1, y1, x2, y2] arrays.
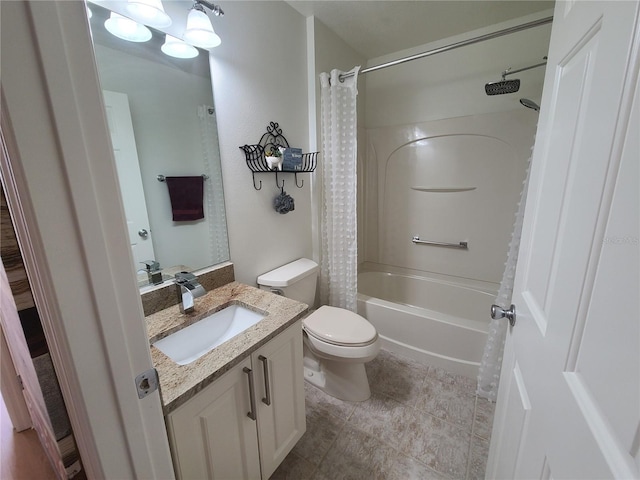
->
[[153, 305, 264, 365]]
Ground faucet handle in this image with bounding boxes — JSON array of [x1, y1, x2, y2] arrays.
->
[[175, 271, 197, 282], [141, 260, 160, 272], [174, 272, 206, 298]]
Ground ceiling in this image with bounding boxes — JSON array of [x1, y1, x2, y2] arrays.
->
[[285, 1, 554, 59]]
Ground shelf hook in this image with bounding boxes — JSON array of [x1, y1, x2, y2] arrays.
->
[[275, 171, 285, 189], [252, 172, 262, 190], [294, 172, 304, 188]]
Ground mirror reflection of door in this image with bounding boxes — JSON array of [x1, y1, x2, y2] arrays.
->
[[102, 90, 156, 269]]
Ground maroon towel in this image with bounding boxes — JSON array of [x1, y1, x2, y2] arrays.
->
[[165, 176, 205, 221]]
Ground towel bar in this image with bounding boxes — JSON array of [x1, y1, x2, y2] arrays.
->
[[412, 236, 468, 249], [157, 174, 209, 182]]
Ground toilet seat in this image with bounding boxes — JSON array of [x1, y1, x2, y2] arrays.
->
[[303, 306, 377, 347]]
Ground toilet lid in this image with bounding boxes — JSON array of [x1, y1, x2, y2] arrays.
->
[[303, 306, 377, 346]]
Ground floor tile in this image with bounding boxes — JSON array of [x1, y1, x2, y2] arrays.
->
[[304, 382, 357, 420], [415, 376, 476, 431], [310, 470, 333, 480], [427, 365, 477, 395], [467, 435, 490, 480], [317, 423, 397, 480], [401, 410, 471, 479], [365, 354, 385, 384], [371, 352, 429, 406], [292, 408, 344, 466], [280, 349, 494, 480], [472, 397, 495, 441], [269, 451, 316, 480], [387, 453, 451, 480], [347, 390, 413, 447]]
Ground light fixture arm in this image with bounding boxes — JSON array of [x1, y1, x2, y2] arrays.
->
[[193, 0, 224, 17]]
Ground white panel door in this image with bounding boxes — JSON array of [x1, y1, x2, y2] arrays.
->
[[487, 1, 640, 479], [102, 90, 155, 267]]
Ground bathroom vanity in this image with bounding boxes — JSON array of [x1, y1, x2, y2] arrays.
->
[[146, 282, 308, 480]]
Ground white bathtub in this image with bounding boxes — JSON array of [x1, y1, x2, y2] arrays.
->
[[357, 268, 496, 379]]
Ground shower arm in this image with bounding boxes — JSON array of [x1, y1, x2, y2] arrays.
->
[[501, 60, 547, 79]]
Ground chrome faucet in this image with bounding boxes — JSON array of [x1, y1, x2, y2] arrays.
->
[[141, 260, 163, 285], [174, 272, 206, 314]]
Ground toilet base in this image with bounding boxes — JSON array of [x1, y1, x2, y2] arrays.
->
[[303, 357, 372, 402]]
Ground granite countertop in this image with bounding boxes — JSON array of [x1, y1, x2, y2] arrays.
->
[[146, 281, 308, 414]]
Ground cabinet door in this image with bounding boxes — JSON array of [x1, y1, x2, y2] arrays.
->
[[253, 321, 306, 479], [166, 357, 261, 480]]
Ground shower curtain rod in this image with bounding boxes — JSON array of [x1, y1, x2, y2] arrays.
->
[[339, 16, 553, 81]]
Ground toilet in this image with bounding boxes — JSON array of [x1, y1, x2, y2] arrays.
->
[[257, 258, 380, 401]]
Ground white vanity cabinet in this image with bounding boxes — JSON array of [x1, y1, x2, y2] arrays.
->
[[166, 320, 306, 480]]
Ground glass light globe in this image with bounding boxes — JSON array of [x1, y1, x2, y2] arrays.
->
[[183, 8, 221, 49], [126, 0, 172, 29], [104, 12, 152, 42], [161, 35, 199, 59]]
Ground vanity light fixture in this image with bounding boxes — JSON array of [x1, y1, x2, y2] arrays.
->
[[126, 0, 172, 29], [183, 2, 222, 49], [97, 0, 223, 55], [161, 34, 199, 59], [104, 12, 152, 42]]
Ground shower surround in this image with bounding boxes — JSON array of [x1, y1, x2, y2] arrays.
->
[[358, 109, 536, 376]]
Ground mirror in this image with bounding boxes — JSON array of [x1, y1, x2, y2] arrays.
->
[[87, 2, 230, 289]]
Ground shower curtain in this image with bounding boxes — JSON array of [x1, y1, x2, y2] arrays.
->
[[477, 153, 532, 401], [197, 105, 228, 266], [319, 66, 360, 311]]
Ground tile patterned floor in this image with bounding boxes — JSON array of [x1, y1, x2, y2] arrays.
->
[[270, 349, 496, 480]]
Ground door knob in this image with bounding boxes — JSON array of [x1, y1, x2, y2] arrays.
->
[[491, 304, 516, 327], [138, 229, 149, 238]]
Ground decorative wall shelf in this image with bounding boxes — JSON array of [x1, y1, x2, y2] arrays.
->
[[240, 122, 318, 191]]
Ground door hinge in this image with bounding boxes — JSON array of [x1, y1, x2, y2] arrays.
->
[[135, 368, 159, 399], [17, 374, 23, 389]]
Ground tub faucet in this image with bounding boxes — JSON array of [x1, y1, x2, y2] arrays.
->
[[174, 272, 206, 314]]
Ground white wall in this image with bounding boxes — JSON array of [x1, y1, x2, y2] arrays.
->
[[310, 18, 367, 139], [365, 10, 553, 127], [365, 110, 536, 284], [210, 1, 311, 285], [360, 11, 551, 284]]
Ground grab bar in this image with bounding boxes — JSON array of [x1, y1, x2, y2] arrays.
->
[[412, 236, 468, 249]]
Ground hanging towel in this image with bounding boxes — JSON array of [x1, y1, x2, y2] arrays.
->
[[165, 176, 205, 221]]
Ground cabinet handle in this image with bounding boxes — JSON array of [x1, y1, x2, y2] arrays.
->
[[258, 355, 271, 406], [243, 367, 257, 421]]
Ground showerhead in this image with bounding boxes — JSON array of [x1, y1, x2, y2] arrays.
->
[[520, 98, 540, 111], [485, 78, 520, 95], [486, 59, 547, 96]]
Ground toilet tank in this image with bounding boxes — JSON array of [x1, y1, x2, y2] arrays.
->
[[257, 258, 318, 307]]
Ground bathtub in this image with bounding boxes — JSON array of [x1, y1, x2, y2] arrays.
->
[[357, 267, 496, 379]]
